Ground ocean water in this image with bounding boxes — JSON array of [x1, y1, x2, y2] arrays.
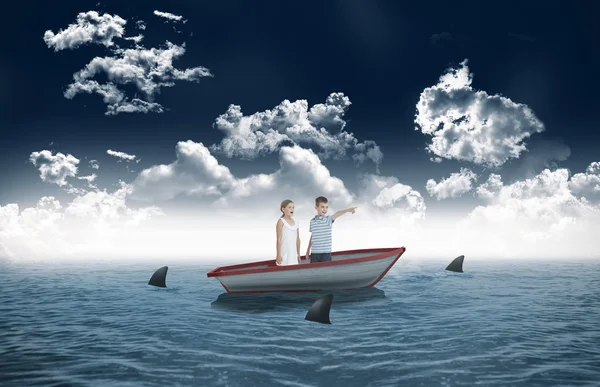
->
[[1, 257, 599, 387]]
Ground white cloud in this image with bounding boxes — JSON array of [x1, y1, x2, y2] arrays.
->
[[107, 149, 138, 162], [458, 168, 600, 258], [0, 183, 163, 261], [475, 173, 503, 199], [3, 139, 425, 261], [415, 59, 545, 167], [89, 160, 99, 169], [153, 10, 186, 23], [65, 181, 157, 223], [77, 174, 98, 189], [129, 140, 356, 208], [6, 92, 599, 262], [29, 150, 79, 186], [130, 140, 237, 203], [64, 42, 212, 115], [357, 173, 426, 224], [126, 141, 425, 257], [127, 141, 427, 238], [426, 168, 478, 200], [29, 150, 101, 194], [5, 143, 600, 262], [45, 10, 211, 115], [569, 161, 600, 201], [209, 93, 383, 169], [136, 20, 146, 30], [119, 141, 425, 260], [43, 11, 127, 51], [123, 35, 144, 45]]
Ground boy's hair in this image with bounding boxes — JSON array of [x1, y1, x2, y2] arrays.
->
[[315, 196, 328, 206]]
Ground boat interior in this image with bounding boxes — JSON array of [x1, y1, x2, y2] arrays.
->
[[209, 248, 403, 275]]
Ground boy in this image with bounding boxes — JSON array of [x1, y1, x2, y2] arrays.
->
[[305, 196, 357, 263]]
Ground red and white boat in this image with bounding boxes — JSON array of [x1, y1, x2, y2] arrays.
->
[[207, 247, 406, 293]]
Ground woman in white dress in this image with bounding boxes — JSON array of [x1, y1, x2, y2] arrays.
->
[[276, 199, 301, 266]]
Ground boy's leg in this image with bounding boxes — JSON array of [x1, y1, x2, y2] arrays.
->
[[310, 253, 332, 263], [310, 253, 324, 263]]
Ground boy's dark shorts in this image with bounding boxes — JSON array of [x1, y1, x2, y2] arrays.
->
[[309, 252, 332, 263]]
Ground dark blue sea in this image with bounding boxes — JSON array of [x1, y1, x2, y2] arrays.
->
[[1, 257, 599, 387]]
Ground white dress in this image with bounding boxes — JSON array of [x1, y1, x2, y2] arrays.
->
[[278, 218, 300, 266]]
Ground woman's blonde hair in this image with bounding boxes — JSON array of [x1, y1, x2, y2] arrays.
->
[[280, 199, 294, 217]]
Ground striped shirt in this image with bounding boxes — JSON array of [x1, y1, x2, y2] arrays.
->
[[309, 215, 335, 253]]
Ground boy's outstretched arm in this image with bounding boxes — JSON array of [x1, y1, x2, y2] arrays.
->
[[332, 206, 357, 221]]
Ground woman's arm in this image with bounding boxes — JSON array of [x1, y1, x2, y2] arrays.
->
[[276, 219, 283, 261], [296, 228, 301, 259]]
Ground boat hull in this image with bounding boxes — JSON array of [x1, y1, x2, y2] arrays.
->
[[207, 247, 406, 293]]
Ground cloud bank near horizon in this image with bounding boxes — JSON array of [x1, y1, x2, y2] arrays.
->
[[2, 60, 600, 262]]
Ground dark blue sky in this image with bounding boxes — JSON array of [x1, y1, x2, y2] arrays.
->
[[1, 0, 598, 207]]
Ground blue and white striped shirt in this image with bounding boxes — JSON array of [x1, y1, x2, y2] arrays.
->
[[309, 215, 335, 253]]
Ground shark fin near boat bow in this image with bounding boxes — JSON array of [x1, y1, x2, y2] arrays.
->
[[305, 294, 333, 324]]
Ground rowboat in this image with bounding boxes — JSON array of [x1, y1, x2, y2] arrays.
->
[[206, 247, 406, 293]]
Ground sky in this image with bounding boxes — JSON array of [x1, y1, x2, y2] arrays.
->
[[1, 0, 599, 262]]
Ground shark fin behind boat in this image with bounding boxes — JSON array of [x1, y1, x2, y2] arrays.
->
[[148, 266, 168, 287], [445, 255, 465, 273], [305, 294, 333, 324]]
